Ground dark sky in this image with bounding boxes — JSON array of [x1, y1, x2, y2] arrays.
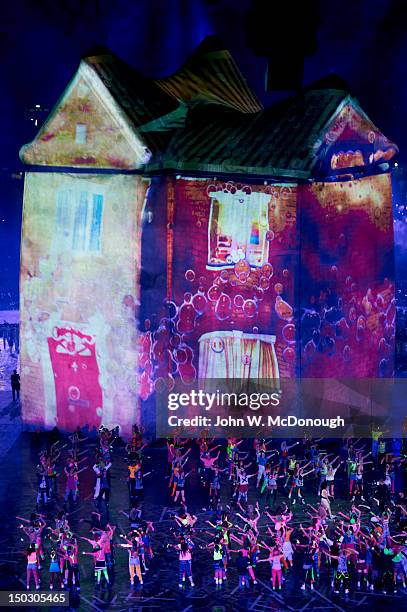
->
[[1, 0, 407, 304]]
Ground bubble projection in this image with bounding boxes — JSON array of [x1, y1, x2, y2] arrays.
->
[[138, 173, 395, 422], [20, 170, 395, 434]]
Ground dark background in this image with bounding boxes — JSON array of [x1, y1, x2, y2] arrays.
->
[[1, 0, 407, 313]]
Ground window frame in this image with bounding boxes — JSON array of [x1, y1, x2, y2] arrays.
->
[[206, 190, 270, 270], [54, 183, 105, 255], [75, 123, 87, 144]]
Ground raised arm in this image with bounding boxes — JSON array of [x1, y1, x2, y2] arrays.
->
[[302, 469, 314, 478]]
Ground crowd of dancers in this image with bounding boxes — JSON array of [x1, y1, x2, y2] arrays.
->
[[15, 426, 407, 601]]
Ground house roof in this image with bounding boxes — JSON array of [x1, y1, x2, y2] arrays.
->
[[83, 47, 398, 177], [155, 36, 263, 114], [144, 88, 351, 177], [84, 36, 262, 154], [84, 53, 178, 153], [21, 38, 398, 175]]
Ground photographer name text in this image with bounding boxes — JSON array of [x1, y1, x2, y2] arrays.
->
[[167, 414, 345, 429]]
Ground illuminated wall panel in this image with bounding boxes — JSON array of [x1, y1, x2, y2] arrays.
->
[[322, 102, 398, 171], [137, 177, 299, 430], [299, 172, 395, 377], [20, 172, 148, 435], [137, 172, 395, 430]]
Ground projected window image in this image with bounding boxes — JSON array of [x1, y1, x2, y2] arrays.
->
[[207, 190, 270, 268], [198, 331, 280, 385], [75, 123, 87, 144], [56, 187, 104, 252]]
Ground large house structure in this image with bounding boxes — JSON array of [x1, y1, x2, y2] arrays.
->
[[19, 38, 397, 434]]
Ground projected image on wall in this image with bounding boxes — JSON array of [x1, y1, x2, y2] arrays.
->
[[207, 189, 270, 269], [20, 172, 147, 435], [18, 44, 398, 434]]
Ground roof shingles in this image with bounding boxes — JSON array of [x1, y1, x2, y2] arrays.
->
[[26, 38, 397, 176], [145, 89, 348, 177]]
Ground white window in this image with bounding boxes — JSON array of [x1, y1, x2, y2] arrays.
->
[[55, 185, 104, 253], [207, 189, 270, 269], [75, 123, 87, 144]]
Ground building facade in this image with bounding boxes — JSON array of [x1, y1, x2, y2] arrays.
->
[[19, 40, 397, 435]]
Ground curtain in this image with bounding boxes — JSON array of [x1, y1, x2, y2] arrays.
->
[[198, 330, 279, 391]]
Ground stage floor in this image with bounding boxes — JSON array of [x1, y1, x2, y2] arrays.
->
[[0, 433, 405, 611]]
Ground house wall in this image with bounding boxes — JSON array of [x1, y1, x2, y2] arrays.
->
[[137, 172, 395, 433], [169, 177, 298, 377], [20, 172, 147, 435], [19, 170, 395, 435], [299, 172, 395, 377], [138, 176, 299, 430]]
